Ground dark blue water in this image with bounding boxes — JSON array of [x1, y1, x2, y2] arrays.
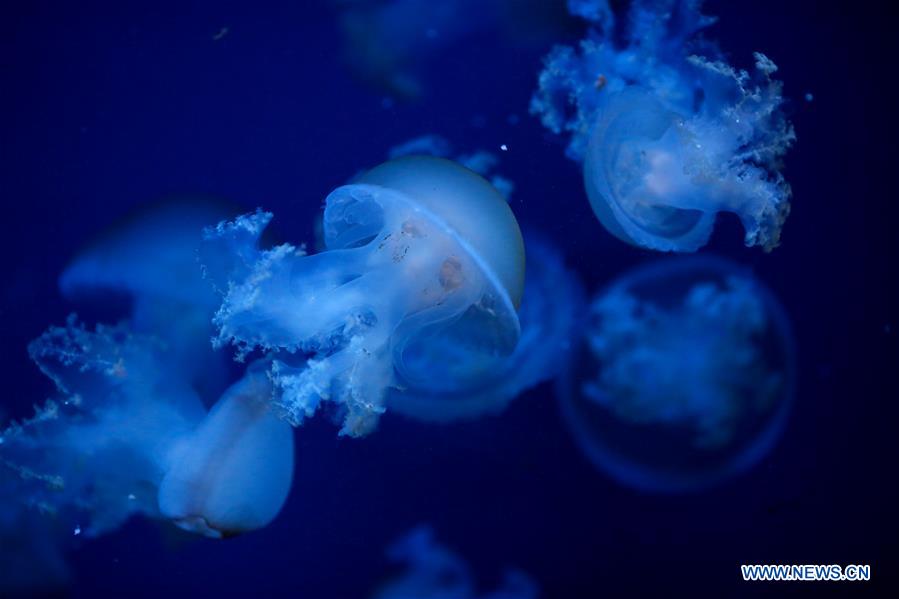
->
[[1, 1, 895, 596]]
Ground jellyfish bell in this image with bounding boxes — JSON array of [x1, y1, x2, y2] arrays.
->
[[206, 156, 525, 436], [158, 367, 294, 538], [583, 80, 792, 252], [531, 1, 795, 252], [58, 197, 232, 309], [350, 156, 525, 395], [354, 156, 524, 306], [583, 87, 717, 252], [559, 256, 796, 492]]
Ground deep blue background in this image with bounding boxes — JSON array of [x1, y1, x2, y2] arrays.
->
[[1, 1, 895, 596]]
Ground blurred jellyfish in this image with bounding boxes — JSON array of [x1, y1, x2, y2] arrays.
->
[[531, 0, 796, 251], [373, 525, 538, 599], [59, 198, 234, 397], [1, 318, 293, 542], [1, 201, 297, 592], [335, 0, 577, 100], [559, 256, 795, 491], [203, 156, 526, 437], [59, 198, 226, 309]]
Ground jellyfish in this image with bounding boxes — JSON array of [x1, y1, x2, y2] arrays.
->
[[59, 198, 234, 396], [373, 525, 538, 599], [58, 198, 227, 310], [558, 256, 795, 491], [1, 319, 294, 542], [1, 201, 297, 591], [531, 0, 796, 251], [203, 156, 526, 437]]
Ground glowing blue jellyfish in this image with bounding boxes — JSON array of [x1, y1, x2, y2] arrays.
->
[[1, 200, 295, 576], [59, 199, 232, 395], [559, 256, 795, 491], [531, 0, 796, 251], [204, 156, 526, 437], [2, 320, 293, 540], [373, 525, 538, 599], [59, 199, 226, 310]]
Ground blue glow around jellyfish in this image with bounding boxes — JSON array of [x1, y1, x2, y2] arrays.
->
[[203, 156, 526, 437], [2, 319, 293, 540], [1, 201, 297, 592], [531, 0, 796, 252], [559, 256, 796, 492], [373, 525, 538, 599]]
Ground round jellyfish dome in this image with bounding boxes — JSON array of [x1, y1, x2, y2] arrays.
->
[[559, 256, 796, 492], [59, 197, 234, 307], [356, 155, 525, 307], [583, 88, 715, 253], [531, 0, 795, 253]]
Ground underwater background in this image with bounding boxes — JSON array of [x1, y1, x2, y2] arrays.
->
[[1, 0, 896, 596]]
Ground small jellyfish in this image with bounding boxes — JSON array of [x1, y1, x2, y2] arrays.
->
[[1, 318, 294, 543], [388, 230, 583, 423], [373, 525, 538, 599], [531, 0, 796, 251], [204, 156, 526, 437], [559, 256, 795, 491]]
